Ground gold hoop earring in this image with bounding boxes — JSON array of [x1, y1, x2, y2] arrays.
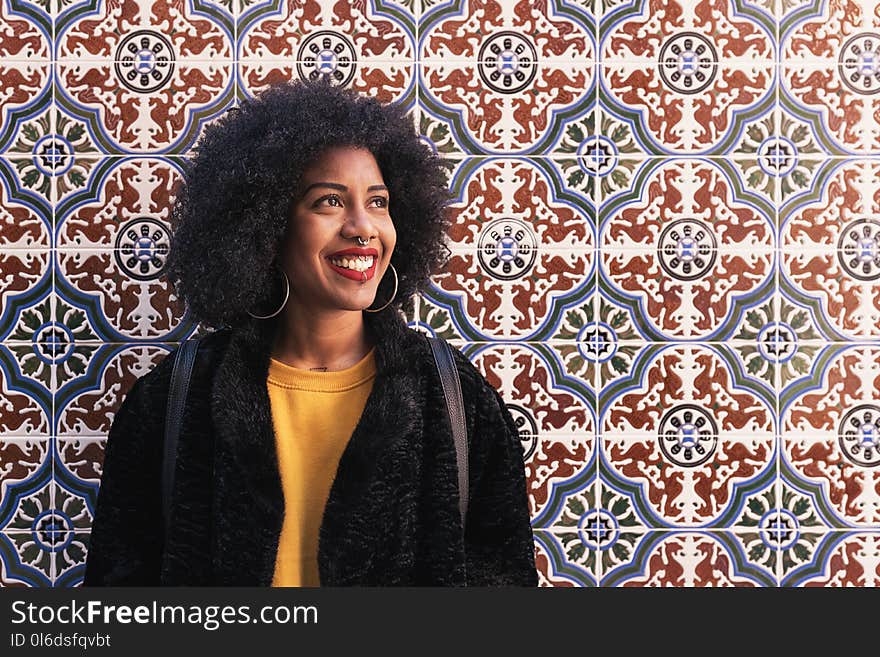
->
[[365, 263, 398, 313], [247, 269, 289, 319]]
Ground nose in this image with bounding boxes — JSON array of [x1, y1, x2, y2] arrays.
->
[[341, 204, 377, 241]]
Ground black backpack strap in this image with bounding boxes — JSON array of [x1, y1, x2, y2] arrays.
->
[[428, 336, 468, 532], [162, 338, 201, 537]]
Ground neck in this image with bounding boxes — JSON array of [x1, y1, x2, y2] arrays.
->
[[270, 305, 372, 372]]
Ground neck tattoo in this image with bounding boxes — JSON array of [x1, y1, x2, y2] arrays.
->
[[309, 366, 328, 372]]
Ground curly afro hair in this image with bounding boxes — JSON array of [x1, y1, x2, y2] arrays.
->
[[165, 77, 453, 330]]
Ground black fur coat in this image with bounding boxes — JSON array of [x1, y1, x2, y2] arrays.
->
[[83, 308, 538, 586]]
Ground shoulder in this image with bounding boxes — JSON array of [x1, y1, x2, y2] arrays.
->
[[124, 327, 233, 404], [402, 329, 503, 414]]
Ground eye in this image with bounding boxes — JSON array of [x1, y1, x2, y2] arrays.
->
[[371, 196, 389, 208], [315, 194, 342, 208]]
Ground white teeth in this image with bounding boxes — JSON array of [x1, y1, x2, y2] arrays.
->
[[330, 255, 374, 271]]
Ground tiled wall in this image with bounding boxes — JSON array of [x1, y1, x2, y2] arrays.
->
[[1, 0, 879, 587]]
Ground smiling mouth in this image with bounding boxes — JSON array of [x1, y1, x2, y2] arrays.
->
[[327, 255, 378, 282]]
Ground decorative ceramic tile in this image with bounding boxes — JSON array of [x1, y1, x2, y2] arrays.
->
[[525, 435, 595, 522], [600, 1, 775, 66], [239, 60, 416, 105], [782, 532, 880, 587], [781, 345, 880, 527], [599, 159, 775, 340], [54, 156, 183, 249], [55, 61, 234, 154], [0, 342, 52, 437], [54, 249, 187, 340], [419, 63, 595, 154], [55, 0, 235, 62], [0, 62, 53, 158], [445, 158, 595, 252], [459, 342, 596, 435], [780, 160, 880, 339], [0, 163, 52, 249], [420, 0, 595, 64], [601, 531, 777, 586], [54, 342, 173, 437], [781, 62, 880, 154], [1, 532, 53, 587], [533, 530, 598, 587], [601, 344, 776, 527], [428, 250, 594, 339]]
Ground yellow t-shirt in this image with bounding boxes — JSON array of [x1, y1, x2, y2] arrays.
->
[[266, 347, 376, 587]]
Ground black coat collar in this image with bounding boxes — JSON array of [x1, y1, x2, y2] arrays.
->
[[208, 309, 423, 585]]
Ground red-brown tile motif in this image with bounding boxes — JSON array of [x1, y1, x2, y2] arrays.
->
[[782, 346, 880, 526], [238, 1, 414, 62], [56, 61, 233, 153], [609, 533, 762, 587], [55, 157, 182, 249], [55, 249, 185, 339], [420, 0, 593, 63], [56, 0, 233, 60], [239, 61, 414, 105], [445, 158, 594, 252], [431, 249, 592, 339], [603, 346, 775, 525], [55, 343, 172, 437], [419, 62, 593, 153]]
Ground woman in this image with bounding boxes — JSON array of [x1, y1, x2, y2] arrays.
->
[[83, 77, 537, 586]]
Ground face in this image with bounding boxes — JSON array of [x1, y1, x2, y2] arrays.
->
[[280, 146, 396, 315]]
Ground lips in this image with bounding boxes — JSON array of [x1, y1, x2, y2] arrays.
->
[[328, 259, 377, 281], [326, 252, 378, 282]]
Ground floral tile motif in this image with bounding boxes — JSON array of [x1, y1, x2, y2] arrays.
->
[[428, 250, 594, 340], [730, 295, 829, 392], [237, 0, 415, 62], [525, 435, 595, 522], [1, 532, 53, 587], [53, 532, 90, 587], [0, 159, 52, 249], [601, 531, 777, 586], [780, 160, 880, 339], [1, 472, 90, 586], [782, 532, 880, 587], [444, 158, 596, 252], [0, 252, 50, 352], [731, 480, 835, 580], [239, 61, 415, 106], [600, 12, 775, 154], [0, 0, 51, 152], [0, 344, 52, 437], [781, 345, 880, 527], [4, 106, 102, 206], [408, 297, 469, 342], [54, 342, 173, 437], [533, 530, 597, 587], [601, 344, 776, 527], [599, 159, 775, 340], [54, 249, 186, 340], [0, 63, 52, 157], [600, 61, 774, 155], [419, 63, 595, 154], [54, 156, 183, 250]]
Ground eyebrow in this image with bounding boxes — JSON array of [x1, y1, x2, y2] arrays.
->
[[302, 182, 388, 195]]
